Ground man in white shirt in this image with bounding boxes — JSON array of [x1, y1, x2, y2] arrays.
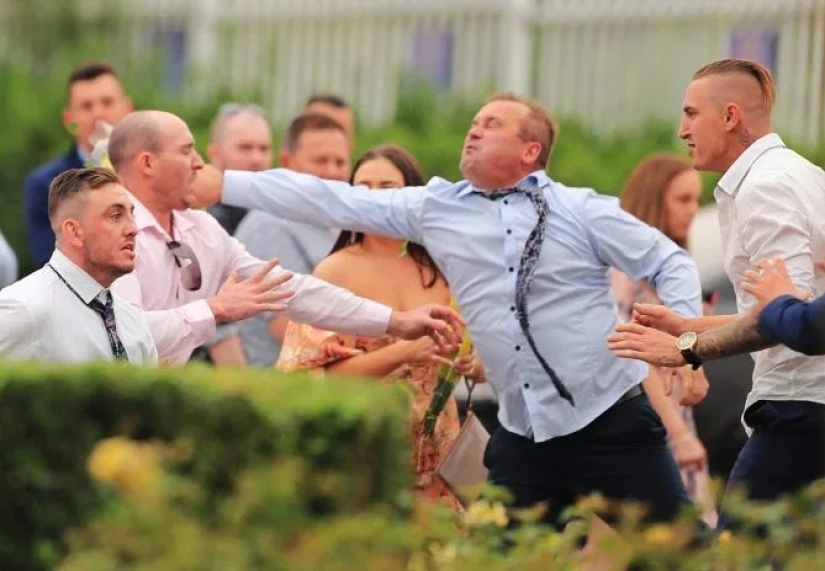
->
[[107, 110, 460, 365], [0, 167, 157, 365], [611, 59, 825, 528]]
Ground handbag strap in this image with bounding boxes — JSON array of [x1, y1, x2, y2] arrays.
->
[[463, 376, 477, 414]]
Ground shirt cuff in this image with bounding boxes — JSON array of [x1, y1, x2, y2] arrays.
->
[[757, 295, 797, 340], [223, 170, 257, 209], [186, 299, 218, 347], [357, 300, 393, 336]]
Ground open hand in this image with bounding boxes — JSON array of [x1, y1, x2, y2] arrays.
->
[[608, 322, 686, 367], [740, 257, 810, 309], [454, 350, 487, 383], [209, 258, 294, 323], [632, 303, 688, 336], [387, 304, 464, 353], [396, 336, 452, 366], [674, 365, 709, 406]]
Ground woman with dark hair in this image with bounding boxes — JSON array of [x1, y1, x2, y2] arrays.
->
[[612, 152, 717, 526], [277, 144, 485, 511]]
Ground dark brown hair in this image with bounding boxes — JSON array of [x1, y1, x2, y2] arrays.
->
[[330, 144, 442, 288], [305, 94, 350, 109], [620, 153, 694, 249], [48, 167, 121, 223], [281, 113, 346, 151], [66, 61, 120, 99], [487, 91, 557, 169]]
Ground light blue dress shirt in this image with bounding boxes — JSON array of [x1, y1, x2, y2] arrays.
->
[[223, 169, 702, 441]]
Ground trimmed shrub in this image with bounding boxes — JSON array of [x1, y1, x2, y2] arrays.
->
[[0, 362, 412, 570]]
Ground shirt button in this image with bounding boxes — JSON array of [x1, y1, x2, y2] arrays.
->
[[510, 306, 515, 312], [503, 199, 509, 205], [506, 229, 512, 234], [515, 345, 521, 351], [523, 383, 530, 389], [509, 267, 514, 272]]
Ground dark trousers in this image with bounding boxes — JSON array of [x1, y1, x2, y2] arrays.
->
[[484, 393, 690, 528], [720, 400, 825, 530]]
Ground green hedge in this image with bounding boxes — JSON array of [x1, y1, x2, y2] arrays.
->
[[0, 362, 412, 570]]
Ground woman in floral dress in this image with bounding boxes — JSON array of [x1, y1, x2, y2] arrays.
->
[[277, 144, 484, 511]]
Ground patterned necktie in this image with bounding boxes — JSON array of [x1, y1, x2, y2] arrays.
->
[[88, 291, 129, 362], [480, 181, 575, 406]]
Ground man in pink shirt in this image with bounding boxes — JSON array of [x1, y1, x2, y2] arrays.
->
[[107, 110, 461, 365]]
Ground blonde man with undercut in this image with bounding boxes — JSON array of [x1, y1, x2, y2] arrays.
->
[[611, 59, 825, 529]]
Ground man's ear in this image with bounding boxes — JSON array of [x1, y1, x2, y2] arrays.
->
[[278, 149, 291, 168], [524, 141, 541, 165], [62, 107, 76, 134], [206, 142, 219, 165], [137, 151, 154, 174], [723, 103, 742, 133], [61, 218, 84, 247]]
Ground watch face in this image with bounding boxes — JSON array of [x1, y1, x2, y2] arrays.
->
[[676, 332, 698, 351]]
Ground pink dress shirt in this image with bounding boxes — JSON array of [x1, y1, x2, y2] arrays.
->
[[111, 193, 392, 365]]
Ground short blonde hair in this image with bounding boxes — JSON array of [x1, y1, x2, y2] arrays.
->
[[487, 91, 557, 168], [692, 59, 776, 110]]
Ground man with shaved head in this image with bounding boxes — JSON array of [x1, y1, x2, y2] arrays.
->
[[0, 167, 156, 364], [610, 59, 825, 526], [107, 110, 461, 366], [206, 103, 273, 234]]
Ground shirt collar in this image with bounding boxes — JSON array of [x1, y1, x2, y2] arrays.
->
[[48, 249, 107, 304], [75, 145, 90, 164], [126, 190, 196, 238], [716, 133, 786, 198], [457, 170, 551, 198]]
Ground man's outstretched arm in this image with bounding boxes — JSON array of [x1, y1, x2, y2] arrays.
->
[[190, 164, 428, 245]]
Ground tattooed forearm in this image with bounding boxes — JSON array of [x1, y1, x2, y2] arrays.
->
[[695, 309, 777, 361]]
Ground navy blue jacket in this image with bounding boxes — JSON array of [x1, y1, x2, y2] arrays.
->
[[758, 294, 825, 356], [23, 147, 84, 268]]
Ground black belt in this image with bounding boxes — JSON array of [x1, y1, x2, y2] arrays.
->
[[616, 384, 644, 405]]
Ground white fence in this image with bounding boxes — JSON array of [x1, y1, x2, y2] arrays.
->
[[8, 0, 825, 143]]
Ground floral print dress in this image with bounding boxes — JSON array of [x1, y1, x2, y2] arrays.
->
[[277, 321, 463, 511]]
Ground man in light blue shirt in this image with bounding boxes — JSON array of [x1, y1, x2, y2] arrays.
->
[[191, 92, 702, 526]]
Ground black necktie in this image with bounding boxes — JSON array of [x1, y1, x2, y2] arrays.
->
[[479, 182, 575, 406], [47, 264, 129, 362], [88, 291, 129, 362]]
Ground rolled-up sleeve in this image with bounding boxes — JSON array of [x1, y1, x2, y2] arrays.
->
[[758, 294, 825, 355]]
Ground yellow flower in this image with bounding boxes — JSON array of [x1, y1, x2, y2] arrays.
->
[[643, 524, 675, 546], [87, 437, 162, 495], [718, 530, 733, 545], [465, 501, 509, 528]]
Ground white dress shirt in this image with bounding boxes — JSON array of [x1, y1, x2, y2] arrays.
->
[[715, 133, 825, 418], [221, 169, 701, 441], [111, 192, 392, 365], [0, 250, 157, 365]]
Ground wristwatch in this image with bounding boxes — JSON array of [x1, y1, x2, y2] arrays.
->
[[676, 332, 702, 370]]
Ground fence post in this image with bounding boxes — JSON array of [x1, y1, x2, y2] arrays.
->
[[188, 0, 221, 100], [499, 0, 535, 95]]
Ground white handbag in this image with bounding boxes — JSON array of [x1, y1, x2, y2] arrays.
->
[[436, 379, 490, 507]]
